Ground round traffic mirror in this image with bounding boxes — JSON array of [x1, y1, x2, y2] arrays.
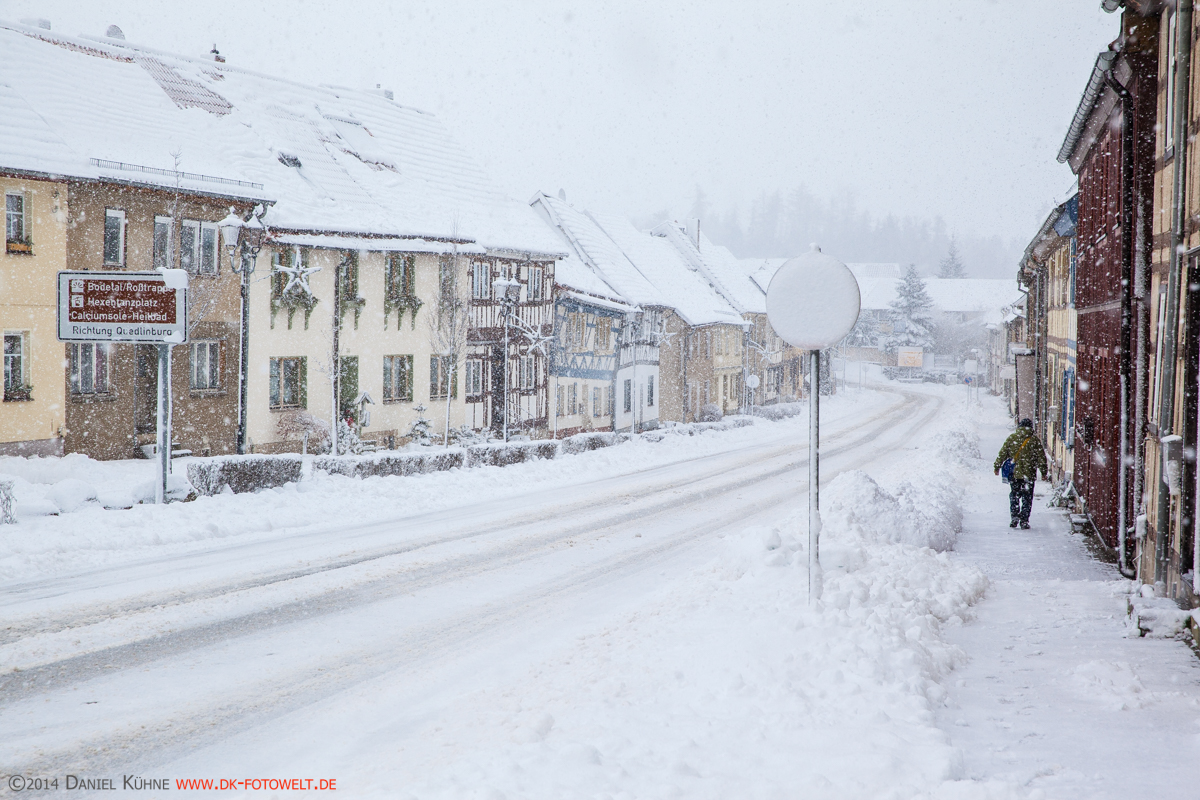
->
[[766, 245, 860, 350]]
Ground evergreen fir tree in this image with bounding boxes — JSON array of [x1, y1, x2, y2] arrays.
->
[[938, 238, 967, 278], [883, 265, 935, 353]]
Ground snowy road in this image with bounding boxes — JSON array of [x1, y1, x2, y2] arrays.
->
[[0, 387, 944, 789]]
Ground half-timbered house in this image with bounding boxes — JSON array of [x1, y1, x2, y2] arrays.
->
[[531, 193, 664, 434]]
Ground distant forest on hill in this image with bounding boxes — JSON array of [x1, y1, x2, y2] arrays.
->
[[637, 187, 1026, 279]]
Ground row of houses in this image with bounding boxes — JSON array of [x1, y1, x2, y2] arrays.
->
[[1016, 0, 1200, 603], [0, 19, 807, 462]]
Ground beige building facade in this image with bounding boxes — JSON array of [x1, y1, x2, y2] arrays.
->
[[247, 243, 470, 453], [1, 174, 68, 456]]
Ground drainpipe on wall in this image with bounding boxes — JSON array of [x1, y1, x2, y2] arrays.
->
[[1104, 66, 1138, 580], [1158, 0, 1193, 589], [331, 253, 342, 456]]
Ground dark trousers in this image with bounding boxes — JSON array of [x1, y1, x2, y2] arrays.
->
[[1009, 478, 1034, 524]]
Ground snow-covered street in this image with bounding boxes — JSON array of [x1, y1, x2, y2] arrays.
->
[[1, 383, 1198, 798]]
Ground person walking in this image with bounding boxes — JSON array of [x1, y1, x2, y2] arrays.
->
[[993, 418, 1048, 529]]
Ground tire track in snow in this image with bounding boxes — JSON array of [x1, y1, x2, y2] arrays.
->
[[0, 390, 916, 644]]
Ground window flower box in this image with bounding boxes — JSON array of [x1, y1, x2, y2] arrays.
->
[[3, 384, 32, 402]]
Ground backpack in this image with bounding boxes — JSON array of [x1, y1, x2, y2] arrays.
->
[[1001, 436, 1033, 484]]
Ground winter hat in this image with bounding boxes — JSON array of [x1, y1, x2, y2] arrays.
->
[[1019, 418, 1034, 429]]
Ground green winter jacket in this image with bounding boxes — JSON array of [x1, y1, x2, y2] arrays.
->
[[993, 429, 1048, 482]]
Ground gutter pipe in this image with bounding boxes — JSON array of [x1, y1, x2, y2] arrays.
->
[[1158, 0, 1193, 589], [1104, 67, 1138, 580]]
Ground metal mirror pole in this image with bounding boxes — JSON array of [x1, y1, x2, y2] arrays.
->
[[809, 348, 821, 604]]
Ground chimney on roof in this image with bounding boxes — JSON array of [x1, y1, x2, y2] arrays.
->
[[105, 24, 125, 39], [685, 218, 700, 248], [19, 18, 51, 30], [557, 188, 567, 201], [210, 45, 225, 63]]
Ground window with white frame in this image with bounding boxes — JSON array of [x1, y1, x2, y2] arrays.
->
[[269, 357, 306, 409], [465, 358, 484, 396], [595, 317, 611, 351], [3, 332, 29, 399], [104, 209, 126, 266], [6, 193, 29, 250], [568, 382, 578, 415], [200, 222, 218, 274], [592, 386, 601, 417], [190, 340, 220, 390], [556, 384, 565, 417], [624, 378, 632, 413], [180, 220, 219, 275], [647, 375, 655, 407], [430, 355, 456, 400], [153, 216, 173, 270], [519, 355, 536, 390], [528, 266, 543, 301], [471, 260, 491, 300], [181, 220, 200, 273], [383, 354, 413, 402], [69, 343, 111, 395]]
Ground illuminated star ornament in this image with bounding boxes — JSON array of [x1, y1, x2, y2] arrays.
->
[[276, 247, 321, 297]]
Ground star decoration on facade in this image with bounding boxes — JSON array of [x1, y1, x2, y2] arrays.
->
[[276, 248, 321, 297]]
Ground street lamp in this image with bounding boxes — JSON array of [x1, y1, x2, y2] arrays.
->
[[494, 276, 521, 442], [219, 208, 266, 455]]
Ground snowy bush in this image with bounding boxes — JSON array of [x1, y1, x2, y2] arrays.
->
[[406, 408, 434, 446], [314, 450, 466, 479], [276, 411, 331, 454], [0, 478, 14, 524], [466, 441, 559, 468], [187, 455, 303, 496], [699, 403, 723, 422], [561, 432, 622, 455], [750, 402, 805, 421]]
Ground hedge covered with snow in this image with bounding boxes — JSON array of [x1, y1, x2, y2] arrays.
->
[[466, 440, 560, 468], [313, 450, 466, 479], [187, 455, 304, 496], [560, 432, 626, 455]]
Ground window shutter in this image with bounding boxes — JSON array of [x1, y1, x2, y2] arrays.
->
[[269, 358, 280, 407], [299, 358, 308, 409]]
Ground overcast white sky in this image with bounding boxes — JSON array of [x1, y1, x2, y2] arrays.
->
[[0, 0, 1117, 247]]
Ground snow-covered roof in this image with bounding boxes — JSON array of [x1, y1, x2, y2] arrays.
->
[[848, 263, 903, 280], [590, 213, 742, 327], [530, 193, 665, 308], [271, 233, 486, 255], [653, 222, 766, 315], [857, 277, 1024, 314], [0, 20, 565, 256]]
